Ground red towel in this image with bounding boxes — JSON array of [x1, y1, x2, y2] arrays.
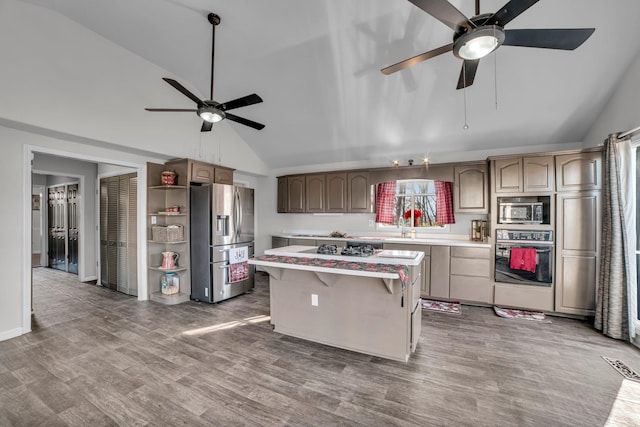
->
[[229, 262, 249, 283], [509, 248, 537, 273]]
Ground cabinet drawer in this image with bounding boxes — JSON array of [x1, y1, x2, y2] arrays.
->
[[451, 246, 489, 259], [288, 238, 316, 246], [449, 275, 492, 303], [190, 162, 215, 183], [450, 257, 490, 277]]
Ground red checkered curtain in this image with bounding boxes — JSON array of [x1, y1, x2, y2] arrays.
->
[[435, 180, 455, 224], [375, 181, 396, 224]]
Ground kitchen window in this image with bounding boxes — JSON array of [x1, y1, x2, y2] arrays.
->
[[376, 180, 446, 229]]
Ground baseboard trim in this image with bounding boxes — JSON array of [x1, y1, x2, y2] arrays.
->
[[0, 327, 24, 342]]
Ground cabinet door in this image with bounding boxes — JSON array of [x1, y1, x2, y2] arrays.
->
[[287, 176, 306, 213], [272, 237, 289, 248], [326, 173, 347, 213], [214, 167, 234, 185], [454, 163, 488, 213], [494, 158, 523, 193], [190, 161, 215, 183], [277, 177, 288, 213], [523, 156, 554, 192], [306, 175, 325, 213], [555, 151, 602, 191], [429, 246, 450, 298], [555, 191, 600, 315], [347, 172, 370, 212]]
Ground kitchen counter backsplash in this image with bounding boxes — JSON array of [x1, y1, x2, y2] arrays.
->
[[276, 230, 491, 248]]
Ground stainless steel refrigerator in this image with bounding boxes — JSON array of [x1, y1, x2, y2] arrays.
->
[[190, 183, 255, 303]]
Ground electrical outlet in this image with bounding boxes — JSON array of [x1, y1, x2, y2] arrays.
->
[[151, 215, 157, 225], [368, 220, 374, 227], [311, 294, 318, 306]]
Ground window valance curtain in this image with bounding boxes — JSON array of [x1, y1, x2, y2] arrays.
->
[[435, 181, 455, 225], [375, 181, 396, 224]]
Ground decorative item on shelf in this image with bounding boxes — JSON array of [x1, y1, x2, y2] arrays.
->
[[161, 170, 176, 186], [161, 251, 180, 269], [470, 219, 487, 242], [404, 209, 422, 227], [166, 206, 180, 213], [152, 224, 184, 242], [161, 272, 180, 295]]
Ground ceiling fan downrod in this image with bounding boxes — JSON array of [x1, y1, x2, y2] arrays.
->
[[208, 13, 221, 101]]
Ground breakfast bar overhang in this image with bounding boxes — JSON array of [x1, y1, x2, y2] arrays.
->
[[249, 246, 425, 362]]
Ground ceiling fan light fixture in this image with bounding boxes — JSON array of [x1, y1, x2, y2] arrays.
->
[[454, 26, 505, 60], [198, 106, 225, 123]]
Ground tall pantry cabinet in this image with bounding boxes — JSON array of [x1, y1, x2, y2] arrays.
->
[[554, 151, 602, 316]]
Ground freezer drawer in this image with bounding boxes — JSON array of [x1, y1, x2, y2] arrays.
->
[[211, 261, 255, 303]]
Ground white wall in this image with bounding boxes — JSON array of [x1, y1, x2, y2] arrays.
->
[[584, 53, 640, 145]]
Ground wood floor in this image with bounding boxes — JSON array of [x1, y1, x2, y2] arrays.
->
[[1, 268, 639, 426]]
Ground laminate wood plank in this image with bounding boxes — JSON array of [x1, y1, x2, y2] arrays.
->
[[1, 267, 637, 426]]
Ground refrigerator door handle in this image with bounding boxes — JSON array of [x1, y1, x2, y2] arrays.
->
[[234, 190, 242, 238]]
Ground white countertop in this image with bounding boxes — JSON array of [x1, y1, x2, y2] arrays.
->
[[274, 234, 490, 248], [261, 245, 425, 266]]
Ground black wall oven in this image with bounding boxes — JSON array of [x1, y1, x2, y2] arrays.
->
[[495, 230, 553, 286]]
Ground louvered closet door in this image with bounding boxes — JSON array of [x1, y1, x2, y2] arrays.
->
[[100, 179, 109, 285], [48, 186, 67, 271], [126, 176, 138, 296], [107, 177, 119, 290], [67, 184, 79, 274]]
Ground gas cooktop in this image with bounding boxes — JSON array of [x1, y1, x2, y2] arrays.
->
[[316, 244, 376, 257]]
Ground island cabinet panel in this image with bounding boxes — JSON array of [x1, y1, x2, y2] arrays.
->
[[494, 158, 523, 193], [454, 163, 488, 213], [449, 246, 491, 303], [287, 175, 306, 213], [325, 173, 347, 213], [429, 246, 450, 298], [523, 156, 554, 192], [347, 172, 371, 213], [277, 177, 288, 213], [306, 174, 325, 213], [555, 151, 602, 192]]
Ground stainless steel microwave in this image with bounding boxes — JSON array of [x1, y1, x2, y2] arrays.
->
[[498, 202, 543, 224]]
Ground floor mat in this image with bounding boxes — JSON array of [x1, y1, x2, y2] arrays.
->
[[603, 357, 640, 382], [493, 306, 551, 322], [421, 299, 461, 314]]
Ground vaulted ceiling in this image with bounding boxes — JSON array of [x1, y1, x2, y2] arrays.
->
[[20, 0, 640, 169]]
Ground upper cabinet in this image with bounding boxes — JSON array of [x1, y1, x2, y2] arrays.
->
[[306, 174, 325, 213], [277, 171, 369, 213], [166, 158, 234, 185], [454, 162, 488, 213], [347, 172, 370, 213], [494, 156, 554, 193], [277, 177, 288, 213], [326, 173, 347, 213], [555, 151, 602, 192], [287, 175, 306, 213]]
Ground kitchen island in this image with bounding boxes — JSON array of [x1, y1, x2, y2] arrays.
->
[[249, 246, 424, 362]]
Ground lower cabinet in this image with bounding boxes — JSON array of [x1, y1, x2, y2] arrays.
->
[[429, 246, 450, 299], [383, 243, 430, 296], [449, 247, 492, 303], [272, 236, 289, 248]]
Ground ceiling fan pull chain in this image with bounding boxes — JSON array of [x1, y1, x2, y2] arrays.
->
[[463, 61, 469, 130]]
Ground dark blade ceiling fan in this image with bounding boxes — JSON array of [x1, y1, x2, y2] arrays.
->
[[381, 0, 595, 89], [146, 13, 264, 131]]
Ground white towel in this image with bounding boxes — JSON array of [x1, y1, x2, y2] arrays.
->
[[229, 247, 248, 264]]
